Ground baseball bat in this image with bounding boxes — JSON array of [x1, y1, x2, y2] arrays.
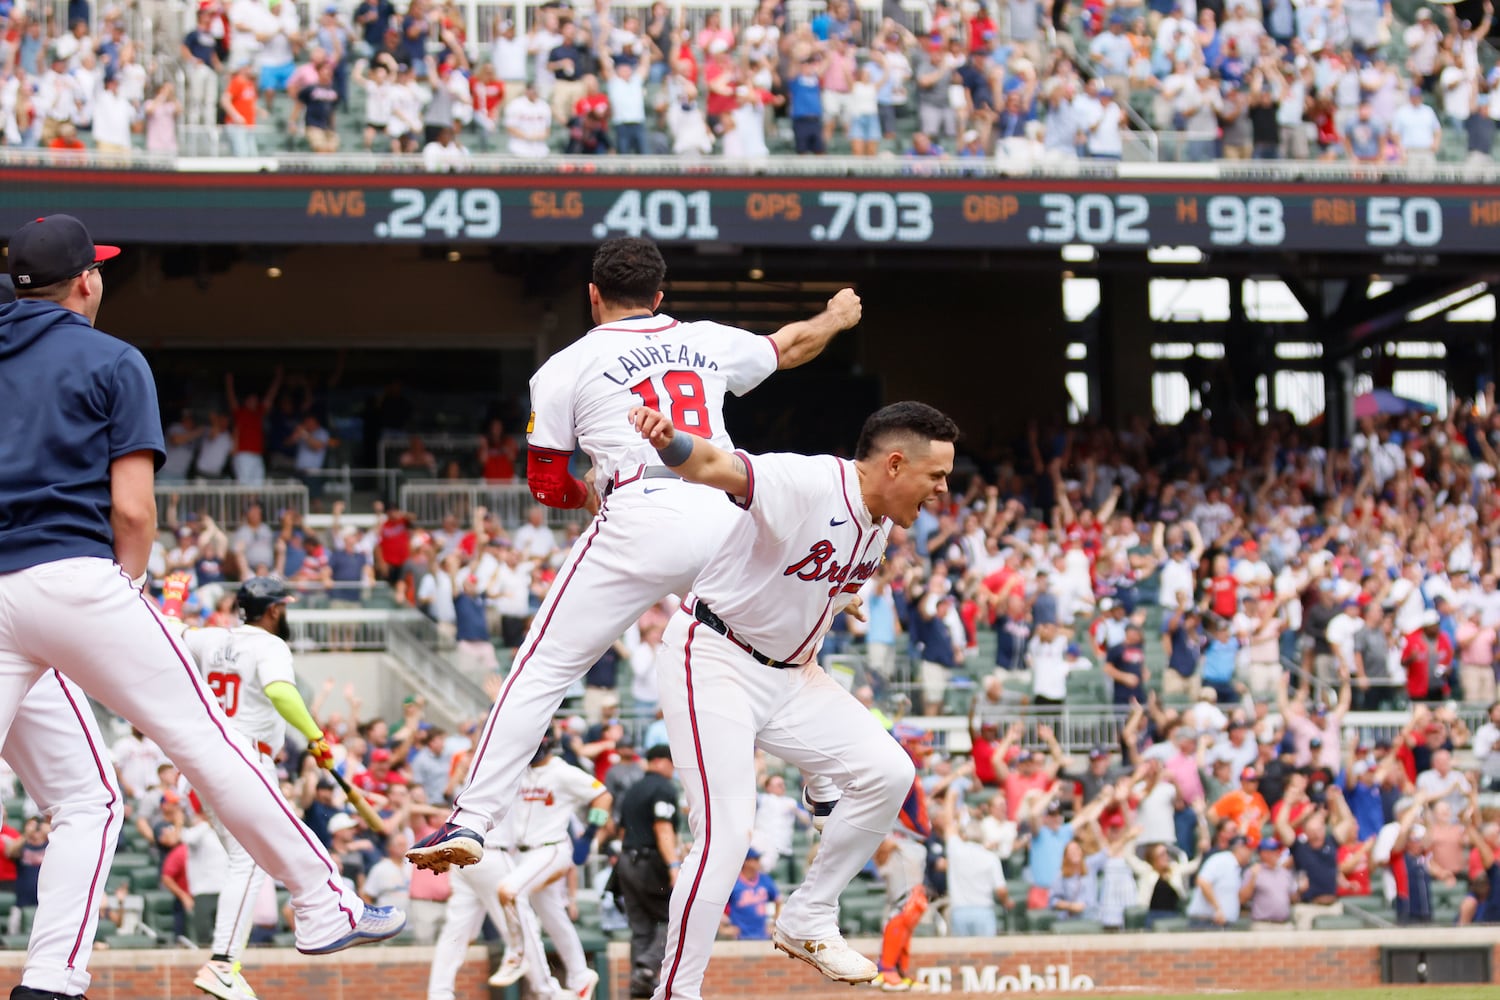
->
[[325, 766, 389, 837]]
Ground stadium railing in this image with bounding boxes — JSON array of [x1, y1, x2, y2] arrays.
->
[[157, 482, 309, 530], [377, 432, 485, 473], [286, 606, 416, 652], [386, 615, 495, 723], [399, 480, 592, 530], [10, 146, 1500, 182]]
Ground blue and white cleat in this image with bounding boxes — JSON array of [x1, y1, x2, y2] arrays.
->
[[297, 905, 407, 955], [405, 821, 485, 872]]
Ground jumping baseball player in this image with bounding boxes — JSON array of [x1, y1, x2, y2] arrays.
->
[[0, 271, 126, 1000], [0, 215, 403, 975], [627, 399, 960, 1000], [410, 237, 860, 873], [499, 731, 611, 1000], [175, 577, 340, 1000]]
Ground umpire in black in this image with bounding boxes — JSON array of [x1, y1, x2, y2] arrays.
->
[[613, 743, 681, 998]]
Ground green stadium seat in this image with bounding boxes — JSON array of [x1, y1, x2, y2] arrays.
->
[[1123, 906, 1148, 930], [1021, 910, 1055, 934], [1311, 915, 1367, 931], [95, 921, 118, 942], [108, 933, 159, 950], [1050, 918, 1104, 934], [128, 867, 160, 892], [0, 891, 15, 914], [1, 935, 32, 950], [1149, 917, 1190, 933], [111, 852, 152, 871]]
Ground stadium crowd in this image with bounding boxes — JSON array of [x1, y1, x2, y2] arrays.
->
[[2, 0, 1498, 162], [7, 378, 1484, 970]]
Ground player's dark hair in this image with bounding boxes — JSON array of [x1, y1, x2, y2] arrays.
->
[[591, 237, 666, 308], [855, 401, 960, 460]]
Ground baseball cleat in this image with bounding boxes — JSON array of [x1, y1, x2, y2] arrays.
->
[[406, 822, 484, 872], [772, 926, 879, 984], [571, 968, 601, 1000], [488, 950, 527, 988], [803, 788, 838, 832], [297, 904, 407, 955], [194, 959, 258, 1000]]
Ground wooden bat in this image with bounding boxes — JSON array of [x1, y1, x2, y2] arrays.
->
[[325, 766, 388, 836]]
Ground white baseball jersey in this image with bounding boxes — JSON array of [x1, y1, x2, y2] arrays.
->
[[510, 755, 605, 848], [181, 625, 296, 750], [527, 314, 779, 484], [689, 453, 890, 665]]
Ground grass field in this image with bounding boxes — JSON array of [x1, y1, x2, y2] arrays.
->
[[1079, 990, 1500, 999]]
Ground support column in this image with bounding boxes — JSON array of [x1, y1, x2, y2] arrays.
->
[[1095, 262, 1153, 427]]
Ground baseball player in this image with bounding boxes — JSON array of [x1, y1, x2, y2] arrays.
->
[[427, 813, 572, 1000], [0, 271, 127, 1000], [0, 215, 403, 968], [174, 577, 340, 1000], [410, 237, 860, 872], [498, 731, 611, 1000], [627, 400, 960, 1000]]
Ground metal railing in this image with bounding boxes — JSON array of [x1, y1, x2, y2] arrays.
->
[[9, 146, 1500, 184], [297, 467, 407, 508], [399, 481, 592, 530], [286, 607, 418, 652], [385, 616, 495, 725], [157, 483, 309, 530]]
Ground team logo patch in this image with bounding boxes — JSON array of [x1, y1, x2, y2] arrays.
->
[[526, 411, 536, 433]]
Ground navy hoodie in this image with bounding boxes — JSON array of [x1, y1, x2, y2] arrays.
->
[[0, 299, 163, 573]]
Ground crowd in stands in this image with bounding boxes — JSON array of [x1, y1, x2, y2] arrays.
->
[[3, 0, 1498, 162]]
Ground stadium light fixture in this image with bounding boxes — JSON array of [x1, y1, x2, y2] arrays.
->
[[266, 266, 282, 279], [1060, 245, 1096, 263], [1405, 282, 1488, 324], [446, 250, 462, 263], [1147, 246, 1204, 264]]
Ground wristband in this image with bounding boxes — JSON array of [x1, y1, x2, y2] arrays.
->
[[658, 433, 694, 467], [669, 862, 681, 870], [587, 807, 610, 827]]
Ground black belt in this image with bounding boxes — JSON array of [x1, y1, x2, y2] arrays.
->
[[692, 600, 794, 670], [517, 840, 565, 852], [602, 465, 678, 498]]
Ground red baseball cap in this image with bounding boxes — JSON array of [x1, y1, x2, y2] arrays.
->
[[8, 215, 119, 289]]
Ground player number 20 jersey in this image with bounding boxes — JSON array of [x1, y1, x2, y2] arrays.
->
[[181, 625, 297, 750], [527, 314, 779, 485]]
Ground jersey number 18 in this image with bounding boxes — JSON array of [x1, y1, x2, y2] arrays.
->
[[629, 371, 713, 439], [207, 672, 242, 717]]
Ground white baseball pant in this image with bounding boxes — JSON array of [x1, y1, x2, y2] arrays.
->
[[5, 669, 124, 996], [450, 480, 840, 833], [427, 846, 561, 1000], [503, 842, 589, 991], [0, 557, 364, 949], [651, 616, 914, 1000], [201, 749, 277, 963]]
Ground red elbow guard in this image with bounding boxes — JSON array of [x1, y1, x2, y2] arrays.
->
[[527, 447, 588, 509]]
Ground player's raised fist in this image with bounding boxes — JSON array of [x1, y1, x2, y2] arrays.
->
[[827, 288, 862, 329], [629, 405, 674, 447]]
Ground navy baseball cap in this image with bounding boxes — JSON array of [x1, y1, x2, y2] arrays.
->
[[7, 214, 120, 290]]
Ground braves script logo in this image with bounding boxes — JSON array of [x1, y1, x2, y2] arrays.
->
[[783, 540, 881, 597], [520, 787, 555, 806]]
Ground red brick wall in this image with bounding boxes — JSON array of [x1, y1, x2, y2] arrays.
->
[[5, 927, 1493, 999]]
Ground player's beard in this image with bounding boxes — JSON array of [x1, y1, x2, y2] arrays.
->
[[273, 609, 291, 641]]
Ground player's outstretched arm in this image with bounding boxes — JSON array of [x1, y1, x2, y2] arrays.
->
[[630, 406, 748, 498], [767, 287, 862, 371]]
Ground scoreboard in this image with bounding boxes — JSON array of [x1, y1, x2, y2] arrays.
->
[[3, 164, 1500, 254]]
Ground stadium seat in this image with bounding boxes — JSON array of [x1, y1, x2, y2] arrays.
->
[[1123, 906, 1148, 930], [1311, 915, 1367, 931], [1050, 918, 1104, 934], [128, 867, 160, 892], [1, 935, 31, 951], [111, 852, 152, 871], [0, 891, 15, 914], [107, 933, 159, 950], [95, 921, 118, 942], [1021, 910, 1055, 933], [1149, 917, 1190, 933]]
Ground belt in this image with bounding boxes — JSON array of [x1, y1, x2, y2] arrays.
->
[[517, 840, 565, 852], [691, 599, 794, 670], [603, 465, 678, 498]]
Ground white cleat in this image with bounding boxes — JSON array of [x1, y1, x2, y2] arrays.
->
[[488, 950, 527, 988], [194, 960, 258, 1000], [772, 926, 879, 984], [571, 967, 601, 1000]]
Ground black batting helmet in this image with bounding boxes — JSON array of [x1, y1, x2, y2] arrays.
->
[[530, 728, 557, 766], [236, 576, 296, 620]]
